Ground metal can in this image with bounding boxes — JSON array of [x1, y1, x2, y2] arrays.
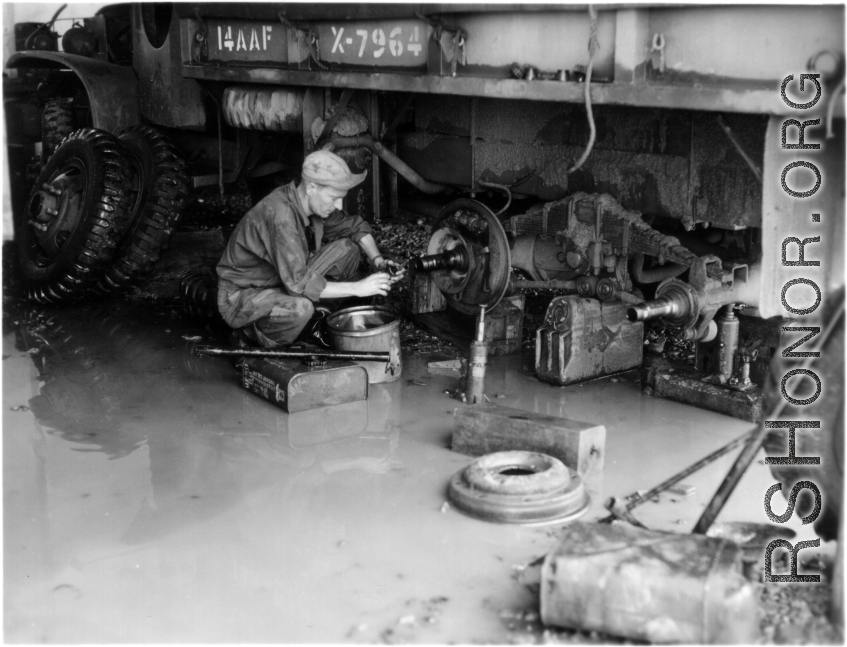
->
[[540, 521, 759, 644], [327, 306, 402, 383]]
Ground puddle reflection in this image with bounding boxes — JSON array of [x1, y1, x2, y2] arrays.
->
[[17, 300, 405, 547]]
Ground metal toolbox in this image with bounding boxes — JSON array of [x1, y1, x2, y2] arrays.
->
[[240, 357, 368, 413]]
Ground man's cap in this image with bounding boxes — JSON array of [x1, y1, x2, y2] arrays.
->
[[301, 150, 367, 191]]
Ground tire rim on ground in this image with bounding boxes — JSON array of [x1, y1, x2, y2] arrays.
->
[[447, 450, 590, 525]]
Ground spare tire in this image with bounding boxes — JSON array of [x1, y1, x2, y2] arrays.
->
[[179, 263, 223, 323], [19, 128, 134, 304], [93, 125, 189, 295], [41, 98, 76, 164]]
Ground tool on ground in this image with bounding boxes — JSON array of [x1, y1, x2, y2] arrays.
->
[[195, 343, 399, 374], [465, 304, 488, 403], [600, 428, 756, 527], [194, 344, 391, 363]]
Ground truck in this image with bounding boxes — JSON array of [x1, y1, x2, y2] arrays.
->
[[4, 4, 844, 535]]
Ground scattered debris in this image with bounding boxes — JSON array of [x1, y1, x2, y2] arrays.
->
[[668, 483, 696, 497], [398, 615, 416, 625], [494, 392, 506, 399], [443, 389, 467, 402], [2, 354, 10, 360], [427, 358, 464, 372], [181, 334, 203, 342], [440, 501, 450, 513], [407, 379, 427, 386], [758, 578, 840, 644], [10, 405, 30, 412]]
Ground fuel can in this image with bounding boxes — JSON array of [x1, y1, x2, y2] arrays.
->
[[541, 522, 759, 644], [240, 357, 368, 413], [536, 296, 643, 385]]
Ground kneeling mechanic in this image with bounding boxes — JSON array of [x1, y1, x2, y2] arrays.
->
[[217, 150, 404, 348]]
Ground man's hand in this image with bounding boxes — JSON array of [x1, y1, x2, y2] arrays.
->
[[355, 272, 393, 297], [384, 259, 407, 283], [372, 256, 406, 282]]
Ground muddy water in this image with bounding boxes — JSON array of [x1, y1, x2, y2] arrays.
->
[[3, 300, 819, 643]]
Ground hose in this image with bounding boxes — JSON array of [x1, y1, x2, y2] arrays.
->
[[323, 134, 449, 195], [628, 253, 688, 284], [567, 5, 598, 174], [477, 180, 511, 216], [24, 4, 67, 50]]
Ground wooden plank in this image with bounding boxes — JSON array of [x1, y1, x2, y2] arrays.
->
[[452, 403, 605, 476]]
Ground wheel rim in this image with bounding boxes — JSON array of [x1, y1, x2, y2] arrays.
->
[[447, 451, 590, 525], [25, 160, 87, 267]]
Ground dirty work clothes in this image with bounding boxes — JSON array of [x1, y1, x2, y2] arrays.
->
[[216, 181, 371, 347], [219, 239, 360, 347]]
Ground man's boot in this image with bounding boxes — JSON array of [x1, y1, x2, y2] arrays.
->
[[294, 306, 332, 349]]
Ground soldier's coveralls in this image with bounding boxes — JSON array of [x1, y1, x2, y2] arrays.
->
[[216, 181, 372, 348]]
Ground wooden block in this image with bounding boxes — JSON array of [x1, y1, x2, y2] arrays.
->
[[452, 403, 605, 476], [409, 269, 447, 314]]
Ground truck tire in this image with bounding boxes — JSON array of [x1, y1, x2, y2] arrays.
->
[[19, 128, 134, 304], [179, 264, 223, 323], [41, 98, 76, 164], [93, 125, 189, 295]]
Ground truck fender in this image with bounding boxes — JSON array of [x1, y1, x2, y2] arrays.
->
[[6, 51, 139, 134]]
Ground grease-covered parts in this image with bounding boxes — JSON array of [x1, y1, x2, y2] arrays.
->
[[508, 192, 704, 272], [422, 199, 512, 315]]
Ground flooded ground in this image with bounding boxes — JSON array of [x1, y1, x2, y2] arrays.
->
[[3, 296, 838, 643]]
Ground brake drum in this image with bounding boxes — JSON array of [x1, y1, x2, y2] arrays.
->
[[427, 199, 512, 315], [447, 451, 590, 525]]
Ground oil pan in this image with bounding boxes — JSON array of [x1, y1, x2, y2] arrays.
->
[[326, 305, 402, 383]]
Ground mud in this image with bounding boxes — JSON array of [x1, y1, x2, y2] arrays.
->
[[2, 267, 839, 643]]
